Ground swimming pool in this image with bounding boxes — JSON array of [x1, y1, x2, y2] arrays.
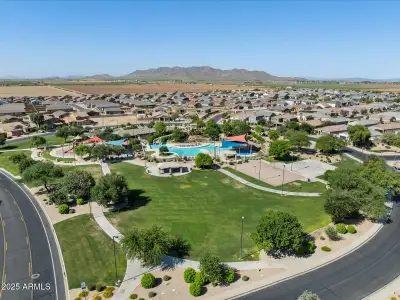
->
[[149, 144, 254, 157]]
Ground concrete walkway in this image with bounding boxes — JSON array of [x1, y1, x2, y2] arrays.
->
[[218, 169, 321, 197], [364, 274, 400, 300]]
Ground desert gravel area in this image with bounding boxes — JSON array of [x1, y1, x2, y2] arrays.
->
[[0, 86, 76, 96], [64, 83, 255, 94]]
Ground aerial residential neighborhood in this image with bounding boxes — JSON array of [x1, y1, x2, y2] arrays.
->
[[2, 1, 400, 300]]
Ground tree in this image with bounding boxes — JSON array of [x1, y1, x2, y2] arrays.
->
[[299, 123, 314, 134], [128, 138, 142, 152], [251, 210, 303, 255], [229, 120, 251, 136], [153, 121, 166, 136], [110, 145, 125, 157], [56, 126, 70, 143], [195, 153, 213, 169], [269, 140, 291, 159], [347, 125, 371, 147], [22, 161, 64, 192], [254, 125, 264, 134], [315, 135, 344, 153], [30, 136, 46, 148], [204, 120, 220, 141], [199, 253, 225, 284], [0, 134, 6, 146], [91, 144, 110, 160], [359, 157, 400, 191], [74, 144, 90, 157], [285, 130, 310, 150], [29, 113, 44, 127], [170, 127, 188, 142], [10, 152, 36, 173], [159, 146, 169, 155], [268, 130, 279, 141], [48, 185, 69, 205], [121, 225, 171, 267], [298, 290, 320, 300], [283, 121, 300, 132], [221, 122, 234, 136], [63, 170, 95, 199], [91, 173, 128, 206], [324, 189, 360, 222]]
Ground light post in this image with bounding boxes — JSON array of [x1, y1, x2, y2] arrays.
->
[[112, 236, 118, 283], [259, 158, 262, 180], [281, 165, 286, 195], [240, 216, 245, 259]]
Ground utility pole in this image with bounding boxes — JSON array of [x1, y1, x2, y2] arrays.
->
[[112, 236, 118, 283], [259, 158, 261, 180], [281, 165, 286, 195], [240, 216, 245, 259]]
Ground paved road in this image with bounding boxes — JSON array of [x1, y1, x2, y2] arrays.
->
[[4, 132, 55, 144], [238, 200, 400, 300], [0, 171, 66, 300]]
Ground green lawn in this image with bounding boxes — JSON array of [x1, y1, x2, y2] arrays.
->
[[224, 167, 327, 194], [106, 163, 330, 261], [333, 155, 362, 169], [0, 150, 31, 175], [54, 215, 127, 288], [41, 150, 76, 162], [0, 135, 70, 150]]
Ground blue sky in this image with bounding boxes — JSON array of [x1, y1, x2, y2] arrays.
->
[[1, 1, 399, 79]]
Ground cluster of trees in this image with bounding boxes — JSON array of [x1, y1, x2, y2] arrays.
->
[[347, 125, 371, 147], [121, 225, 191, 267], [382, 133, 400, 148], [56, 125, 88, 143], [10, 153, 129, 207], [203, 119, 251, 141], [194, 153, 213, 169], [74, 143, 126, 160], [315, 135, 345, 153], [324, 157, 397, 222]]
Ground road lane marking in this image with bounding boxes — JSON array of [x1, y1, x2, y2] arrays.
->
[[0, 172, 60, 300], [0, 213, 6, 298]]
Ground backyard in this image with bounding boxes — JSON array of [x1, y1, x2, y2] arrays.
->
[[54, 214, 127, 288], [106, 163, 330, 261]]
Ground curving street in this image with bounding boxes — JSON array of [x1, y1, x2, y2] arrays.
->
[[237, 200, 400, 300], [0, 171, 66, 300]]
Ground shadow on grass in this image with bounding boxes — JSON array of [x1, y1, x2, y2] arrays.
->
[[0, 145, 18, 150], [125, 189, 151, 211]]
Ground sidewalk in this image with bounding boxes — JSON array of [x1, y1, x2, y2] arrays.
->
[[364, 275, 400, 299], [218, 169, 321, 197]]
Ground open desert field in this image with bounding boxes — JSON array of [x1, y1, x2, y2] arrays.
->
[[89, 115, 152, 126], [262, 82, 400, 92], [62, 83, 255, 94], [0, 86, 78, 97]]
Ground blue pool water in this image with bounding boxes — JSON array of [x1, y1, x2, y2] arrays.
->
[[149, 144, 254, 157]]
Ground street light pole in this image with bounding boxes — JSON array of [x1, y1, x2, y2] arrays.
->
[[112, 236, 118, 283], [240, 216, 245, 259], [281, 165, 286, 195], [259, 158, 261, 180]]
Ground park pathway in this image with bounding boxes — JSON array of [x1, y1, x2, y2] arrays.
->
[[218, 169, 321, 197]]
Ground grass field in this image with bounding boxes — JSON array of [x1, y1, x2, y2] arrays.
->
[[0, 86, 74, 96], [333, 155, 362, 169], [0, 150, 31, 175], [41, 150, 76, 162], [54, 215, 127, 288], [0, 135, 70, 150], [224, 167, 327, 193], [106, 163, 330, 261]]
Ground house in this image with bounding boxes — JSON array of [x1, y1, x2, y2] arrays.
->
[[0, 122, 27, 137], [271, 114, 298, 125], [52, 110, 70, 119], [315, 124, 348, 137], [46, 104, 73, 113], [104, 107, 122, 115], [43, 115, 63, 129], [85, 100, 121, 111], [63, 112, 93, 125], [0, 103, 26, 116], [248, 111, 275, 124], [372, 123, 400, 134], [0, 115, 22, 123], [115, 127, 156, 139]]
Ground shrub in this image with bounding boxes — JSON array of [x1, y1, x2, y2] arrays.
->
[[320, 236, 325, 240], [298, 290, 321, 300], [184, 267, 196, 283], [76, 198, 85, 205], [148, 291, 157, 298], [74, 298, 81, 300], [336, 223, 347, 234], [390, 297, 396, 300], [105, 287, 115, 292], [242, 275, 249, 281], [321, 246, 331, 252], [96, 282, 105, 292], [141, 273, 156, 289], [194, 272, 206, 286], [224, 267, 235, 284], [163, 275, 171, 281], [129, 294, 138, 300], [325, 226, 340, 241], [139, 298, 145, 300], [58, 204, 69, 214], [212, 282, 218, 287], [347, 225, 357, 234], [189, 283, 202, 297], [88, 283, 96, 291], [306, 240, 315, 254], [102, 289, 113, 298], [93, 296, 102, 300], [78, 291, 89, 297]]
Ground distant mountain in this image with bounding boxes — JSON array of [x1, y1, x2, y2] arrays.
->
[[84, 74, 115, 80], [120, 66, 304, 82]]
